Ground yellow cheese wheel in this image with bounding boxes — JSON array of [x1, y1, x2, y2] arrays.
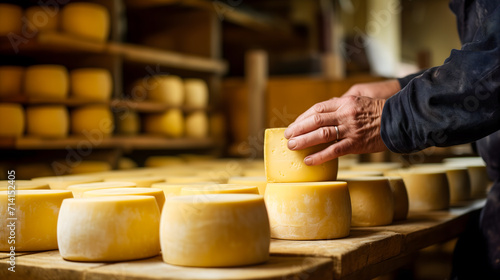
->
[[117, 157, 137, 170], [0, 103, 24, 137], [0, 180, 49, 190], [70, 161, 111, 175], [0, 190, 73, 251], [399, 170, 450, 211], [349, 162, 402, 172], [116, 110, 140, 135], [160, 194, 270, 267], [61, 3, 110, 42], [184, 78, 208, 108], [228, 176, 267, 195], [71, 105, 113, 136], [0, 66, 24, 97], [341, 177, 394, 226], [151, 182, 215, 197], [180, 184, 259, 195], [185, 111, 209, 139], [83, 187, 165, 212], [144, 109, 184, 138], [412, 165, 471, 203], [70, 68, 112, 101], [32, 175, 103, 190], [386, 177, 409, 221], [145, 156, 184, 167], [264, 128, 339, 183], [0, 4, 22, 35], [265, 182, 351, 240], [25, 65, 69, 99], [337, 170, 384, 178], [67, 181, 136, 198], [147, 75, 184, 106], [26, 106, 69, 138], [104, 176, 165, 188], [58, 196, 160, 261], [467, 165, 489, 198], [338, 155, 360, 170], [25, 6, 59, 33]]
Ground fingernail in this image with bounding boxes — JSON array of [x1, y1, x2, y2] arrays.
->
[[284, 129, 291, 139], [304, 157, 312, 166], [288, 139, 297, 150]]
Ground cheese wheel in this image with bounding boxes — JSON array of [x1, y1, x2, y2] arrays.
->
[[180, 184, 259, 195], [264, 128, 338, 183], [467, 165, 489, 198], [185, 111, 209, 139], [145, 156, 184, 167], [228, 176, 267, 195], [71, 105, 114, 136], [58, 196, 161, 261], [412, 165, 471, 203], [25, 65, 69, 99], [26, 106, 69, 138], [104, 176, 165, 188], [338, 155, 360, 170], [67, 181, 136, 198], [0, 180, 49, 190], [0, 66, 24, 97], [83, 187, 165, 212], [0, 190, 73, 251], [151, 182, 213, 197], [386, 177, 409, 221], [60, 3, 110, 42], [25, 6, 59, 33], [350, 162, 402, 172], [184, 78, 208, 108], [70, 68, 112, 101], [32, 175, 103, 190], [0, 4, 22, 35], [341, 177, 393, 226], [147, 75, 184, 106], [0, 103, 24, 137], [399, 170, 450, 211], [265, 182, 351, 240], [160, 194, 270, 267], [117, 157, 137, 170], [70, 161, 111, 175], [337, 170, 384, 178], [116, 110, 140, 135], [144, 109, 184, 138]]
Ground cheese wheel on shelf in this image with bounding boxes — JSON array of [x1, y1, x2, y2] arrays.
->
[[185, 111, 209, 139], [180, 184, 259, 195], [337, 170, 384, 178], [71, 105, 114, 136], [70, 68, 112, 101], [349, 162, 402, 173], [0, 103, 24, 137], [0, 4, 22, 35], [116, 110, 140, 135], [32, 175, 103, 190], [70, 161, 111, 175], [467, 165, 489, 198], [67, 181, 136, 198], [103, 176, 165, 188], [264, 128, 338, 183], [184, 78, 208, 108], [265, 181, 351, 240], [228, 176, 267, 195], [144, 109, 184, 138], [399, 170, 450, 211], [58, 196, 160, 261], [0, 190, 73, 251], [151, 182, 212, 197], [0, 180, 50, 190], [0, 66, 24, 97], [412, 165, 471, 203], [61, 3, 110, 42], [26, 106, 69, 138], [147, 75, 184, 106], [386, 177, 409, 221], [160, 194, 270, 267], [25, 65, 69, 99], [117, 157, 137, 170], [83, 187, 165, 212], [144, 156, 184, 167], [340, 177, 394, 226], [25, 6, 59, 33]]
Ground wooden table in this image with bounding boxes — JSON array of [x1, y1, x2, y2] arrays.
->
[[0, 199, 484, 280]]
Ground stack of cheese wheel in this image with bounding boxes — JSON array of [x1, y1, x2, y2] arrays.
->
[[60, 3, 110, 42], [228, 176, 267, 195], [25, 65, 69, 99], [264, 128, 350, 240], [32, 175, 102, 190], [104, 176, 165, 188], [70, 68, 112, 101], [180, 184, 259, 195], [26, 106, 69, 138], [0, 4, 22, 35], [71, 105, 114, 137], [144, 109, 184, 138], [397, 169, 450, 211], [0, 190, 73, 251], [0, 66, 24, 97], [67, 181, 136, 198], [147, 75, 184, 106], [83, 187, 165, 212], [0, 180, 49, 190], [0, 103, 24, 137], [25, 5, 59, 33]]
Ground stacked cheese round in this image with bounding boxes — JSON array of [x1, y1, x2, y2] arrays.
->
[[0, 103, 24, 137], [25, 65, 69, 99], [399, 170, 450, 211], [116, 111, 140, 135], [83, 187, 165, 212], [144, 109, 184, 138], [104, 176, 165, 188], [160, 194, 270, 267], [265, 181, 351, 240], [0, 66, 24, 97], [70, 68, 112, 101], [0, 180, 49, 190], [71, 105, 114, 137], [0, 190, 73, 251], [58, 196, 161, 261], [26, 106, 69, 138], [386, 177, 409, 221], [184, 78, 208, 108], [25, 6, 59, 33], [0, 4, 22, 35], [185, 112, 209, 138], [60, 3, 110, 42], [67, 181, 136, 198], [264, 128, 338, 182], [147, 75, 184, 106], [228, 176, 267, 195], [32, 175, 103, 190], [180, 184, 259, 195]]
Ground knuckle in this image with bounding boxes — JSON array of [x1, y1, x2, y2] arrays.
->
[[319, 127, 334, 142], [313, 102, 326, 113], [313, 114, 323, 126]]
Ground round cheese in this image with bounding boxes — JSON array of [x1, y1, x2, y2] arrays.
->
[[116, 110, 140, 135], [151, 182, 211, 197], [83, 187, 165, 212], [25, 65, 69, 99], [25, 6, 59, 33], [144, 109, 184, 138], [32, 175, 103, 190], [160, 194, 270, 267], [70, 161, 111, 175], [103, 176, 165, 188], [412, 165, 471, 203], [337, 170, 384, 178], [265, 181, 351, 240], [386, 177, 409, 221], [26, 106, 69, 138], [0, 4, 22, 35], [61, 3, 110, 42], [0, 180, 49, 190], [342, 177, 393, 226], [185, 111, 209, 139], [467, 165, 489, 198], [0, 190, 73, 251], [0, 103, 24, 137], [117, 157, 137, 170], [147, 75, 184, 106], [58, 196, 161, 261], [349, 162, 402, 172], [145, 156, 184, 167], [227, 176, 267, 195], [67, 181, 136, 198], [71, 105, 114, 136], [0, 66, 24, 97], [180, 184, 259, 195], [264, 128, 339, 183], [399, 170, 450, 211], [184, 78, 208, 108], [70, 68, 112, 101]]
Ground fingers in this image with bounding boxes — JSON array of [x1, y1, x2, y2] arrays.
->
[[285, 112, 340, 140], [286, 98, 344, 136], [287, 125, 344, 151], [304, 139, 354, 166]]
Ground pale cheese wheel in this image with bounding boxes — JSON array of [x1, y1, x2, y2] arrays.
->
[[0, 4, 22, 35], [104, 176, 165, 188], [349, 162, 402, 172], [264, 128, 338, 183], [144, 109, 184, 138], [60, 3, 110, 42], [411, 165, 471, 203], [32, 175, 103, 190], [147, 75, 184, 106], [83, 187, 165, 212], [0, 103, 24, 137], [0, 190, 73, 251], [386, 177, 409, 221], [341, 177, 393, 226], [0, 180, 49, 190], [160, 194, 270, 267], [265, 182, 351, 240], [151, 182, 215, 197], [71, 105, 114, 136], [0, 66, 24, 97], [228, 176, 267, 195], [25, 65, 69, 99], [58, 196, 160, 261], [399, 170, 450, 211], [185, 111, 209, 139], [70, 161, 111, 175], [180, 184, 259, 195], [116, 110, 140, 135], [184, 78, 208, 108], [70, 68, 112, 101], [67, 181, 136, 198], [25, 6, 59, 33], [145, 156, 184, 167], [26, 106, 69, 138]]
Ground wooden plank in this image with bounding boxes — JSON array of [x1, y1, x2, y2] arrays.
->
[[111, 100, 209, 113], [341, 253, 416, 280]]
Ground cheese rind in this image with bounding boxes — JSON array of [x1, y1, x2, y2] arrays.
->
[[265, 182, 351, 240], [70, 68, 112, 101], [83, 187, 165, 212], [144, 109, 184, 138], [25, 6, 59, 32], [147, 76, 184, 106], [0, 180, 49, 190], [71, 105, 114, 136], [228, 176, 267, 195], [185, 112, 209, 139], [0, 66, 24, 97], [184, 78, 208, 108], [67, 181, 136, 198], [116, 111, 140, 135], [26, 106, 69, 138], [386, 177, 409, 221], [0, 4, 22, 35], [25, 65, 69, 99], [180, 184, 259, 195], [0, 103, 24, 137], [399, 170, 450, 211], [61, 3, 110, 41]]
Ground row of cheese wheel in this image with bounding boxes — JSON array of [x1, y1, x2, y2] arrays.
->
[[0, 3, 109, 41]]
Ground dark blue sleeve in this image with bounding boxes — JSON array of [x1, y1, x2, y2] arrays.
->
[[397, 70, 427, 89], [380, 5, 500, 154]]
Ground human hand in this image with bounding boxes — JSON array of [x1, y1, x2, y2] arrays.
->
[[342, 79, 401, 99], [284, 96, 388, 165]]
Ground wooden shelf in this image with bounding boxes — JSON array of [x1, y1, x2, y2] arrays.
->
[[0, 96, 108, 107], [111, 99, 209, 113]]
